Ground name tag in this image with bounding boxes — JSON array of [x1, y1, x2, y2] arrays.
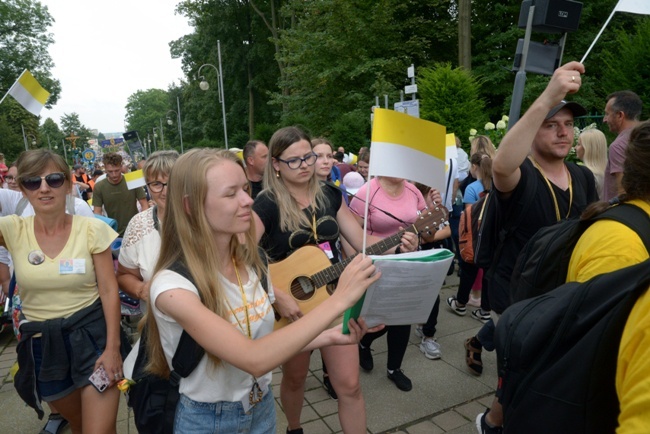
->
[[318, 241, 334, 259], [59, 259, 86, 274]]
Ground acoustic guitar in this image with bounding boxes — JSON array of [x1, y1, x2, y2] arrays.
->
[[270, 205, 449, 329]]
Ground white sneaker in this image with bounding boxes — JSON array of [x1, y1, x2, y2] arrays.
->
[[420, 337, 442, 360]]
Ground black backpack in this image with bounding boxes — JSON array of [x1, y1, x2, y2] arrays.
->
[[495, 259, 650, 433], [127, 262, 205, 434], [510, 203, 650, 303], [128, 253, 270, 434]]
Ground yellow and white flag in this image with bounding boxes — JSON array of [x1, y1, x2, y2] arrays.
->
[[369, 108, 446, 192], [6, 70, 50, 116], [124, 170, 146, 190]]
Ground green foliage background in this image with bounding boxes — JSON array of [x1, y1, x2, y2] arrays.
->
[[1, 0, 649, 159]]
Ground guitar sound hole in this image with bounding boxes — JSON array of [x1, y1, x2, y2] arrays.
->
[[291, 276, 316, 301]]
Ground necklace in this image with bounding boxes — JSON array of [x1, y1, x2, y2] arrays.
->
[[226, 257, 264, 406]]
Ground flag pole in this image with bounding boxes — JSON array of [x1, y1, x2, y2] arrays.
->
[[580, 8, 617, 64], [0, 78, 18, 107], [21, 124, 28, 151]]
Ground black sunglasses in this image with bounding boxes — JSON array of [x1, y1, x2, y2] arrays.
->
[[21, 172, 67, 191]]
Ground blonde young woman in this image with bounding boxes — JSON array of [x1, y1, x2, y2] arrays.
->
[[576, 129, 608, 199], [146, 148, 381, 433], [471, 135, 497, 158], [0, 150, 125, 434], [253, 127, 418, 434]]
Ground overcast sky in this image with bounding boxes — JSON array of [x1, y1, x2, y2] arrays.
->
[[39, 0, 193, 134]]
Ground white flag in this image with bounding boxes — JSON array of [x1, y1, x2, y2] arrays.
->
[[614, 0, 650, 14]]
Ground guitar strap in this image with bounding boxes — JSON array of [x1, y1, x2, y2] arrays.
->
[[325, 181, 409, 227]]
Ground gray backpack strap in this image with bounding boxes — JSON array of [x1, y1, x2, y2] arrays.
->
[[15, 197, 28, 216], [66, 195, 75, 215]]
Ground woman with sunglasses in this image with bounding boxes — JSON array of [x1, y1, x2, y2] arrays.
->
[[0, 149, 126, 433], [253, 127, 418, 434], [117, 150, 179, 308]]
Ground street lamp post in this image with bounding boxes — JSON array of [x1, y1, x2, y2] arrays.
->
[[198, 40, 228, 149], [166, 96, 184, 153], [159, 118, 165, 149], [152, 128, 159, 152]]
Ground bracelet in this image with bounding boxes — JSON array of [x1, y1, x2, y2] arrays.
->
[[395, 246, 402, 254]]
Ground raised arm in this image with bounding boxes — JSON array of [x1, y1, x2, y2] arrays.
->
[[493, 61, 585, 194]]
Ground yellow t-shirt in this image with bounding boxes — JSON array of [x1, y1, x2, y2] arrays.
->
[[0, 215, 117, 321], [566, 199, 650, 433]]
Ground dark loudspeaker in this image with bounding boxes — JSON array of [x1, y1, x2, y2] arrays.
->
[[518, 0, 583, 33], [512, 39, 562, 75], [123, 131, 138, 141]]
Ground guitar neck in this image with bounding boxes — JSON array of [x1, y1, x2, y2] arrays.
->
[[310, 225, 416, 288]]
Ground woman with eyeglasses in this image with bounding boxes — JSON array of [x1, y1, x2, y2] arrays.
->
[[4, 164, 20, 192], [253, 126, 418, 434], [0, 149, 127, 433], [117, 150, 179, 308]]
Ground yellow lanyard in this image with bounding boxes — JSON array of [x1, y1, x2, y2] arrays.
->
[[530, 157, 573, 221], [311, 212, 318, 242], [227, 258, 264, 405], [226, 257, 252, 338]]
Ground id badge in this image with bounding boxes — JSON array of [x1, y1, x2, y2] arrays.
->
[[317, 241, 334, 259], [59, 259, 86, 274], [240, 376, 270, 413]]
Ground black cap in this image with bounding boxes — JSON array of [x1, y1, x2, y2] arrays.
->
[[546, 100, 587, 119]]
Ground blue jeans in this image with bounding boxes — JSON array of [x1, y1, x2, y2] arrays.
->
[[174, 389, 276, 434]]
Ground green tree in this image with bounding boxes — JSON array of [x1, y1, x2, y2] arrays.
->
[[600, 17, 650, 119], [124, 89, 170, 149], [0, 0, 60, 153], [419, 63, 486, 142]]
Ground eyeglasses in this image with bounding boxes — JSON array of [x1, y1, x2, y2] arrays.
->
[[21, 172, 66, 191], [277, 153, 318, 170], [147, 181, 168, 193]]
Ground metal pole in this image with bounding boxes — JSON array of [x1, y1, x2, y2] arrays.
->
[[177, 96, 184, 154], [507, 5, 535, 129], [21, 124, 28, 151], [159, 118, 165, 149], [217, 40, 228, 149], [410, 64, 416, 101], [62, 139, 67, 162], [47, 135, 51, 150], [153, 128, 158, 152], [384, 94, 388, 109]]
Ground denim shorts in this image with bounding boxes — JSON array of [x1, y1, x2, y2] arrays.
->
[[174, 389, 276, 434], [32, 335, 76, 401]]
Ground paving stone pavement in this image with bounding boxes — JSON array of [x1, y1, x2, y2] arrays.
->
[[0, 270, 497, 433]]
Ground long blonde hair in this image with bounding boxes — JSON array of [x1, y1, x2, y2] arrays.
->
[[263, 126, 327, 232], [145, 148, 266, 377], [578, 129, 607, 178]]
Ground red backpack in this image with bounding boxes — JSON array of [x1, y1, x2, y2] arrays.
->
[[458, 191, 490, 264]]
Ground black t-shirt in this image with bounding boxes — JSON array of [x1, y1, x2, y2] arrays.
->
[[489, 158, 598, 313], [250, 180, 263, 200], [253, 183, 343, 263]]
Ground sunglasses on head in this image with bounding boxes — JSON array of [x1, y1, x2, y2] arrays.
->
[[21, 172, 66, 191]]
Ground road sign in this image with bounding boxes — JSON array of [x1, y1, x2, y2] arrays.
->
[[394, 100, 420, 118], [405, 84, 418, 94]]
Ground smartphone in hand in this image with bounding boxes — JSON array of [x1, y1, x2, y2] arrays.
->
[[89, 366, 111, 393]]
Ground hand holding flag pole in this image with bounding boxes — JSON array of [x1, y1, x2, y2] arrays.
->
[[580, 0, 650, 64]]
